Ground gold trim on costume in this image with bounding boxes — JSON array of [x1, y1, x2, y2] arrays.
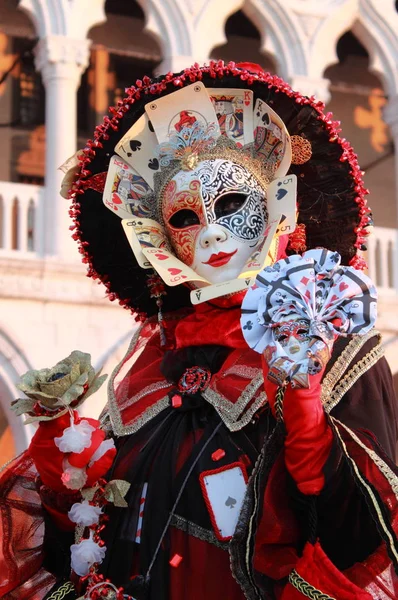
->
[[288, 569, 336, 600], [333, 417, 398, 499], [46, 581, 76, 600], [321, 330, 382, 413], [202, 371, 268, 432], [332, 421, 398, 565]]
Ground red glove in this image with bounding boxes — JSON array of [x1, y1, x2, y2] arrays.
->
[[262, 358, 333, 495], [29, 411, 116, 529]]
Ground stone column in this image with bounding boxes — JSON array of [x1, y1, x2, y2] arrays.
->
[[383, 94, 398, 291], [384, 95, 398, 221], [288, 75, 331, 105], [34, 36, 91, 260]]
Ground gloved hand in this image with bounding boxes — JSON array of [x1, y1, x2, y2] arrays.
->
[[29, 411, 116, 529], [262, 358, 333, 495]]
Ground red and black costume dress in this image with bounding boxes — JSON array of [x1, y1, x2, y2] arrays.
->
[[1, 63, 398, 600]]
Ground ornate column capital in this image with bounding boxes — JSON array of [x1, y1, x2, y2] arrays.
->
[[34, 35, 91, 86], [289, 75, 331, 105]]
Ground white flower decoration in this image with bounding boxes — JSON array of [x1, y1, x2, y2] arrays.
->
[[68, 500, 102, 526], [61, 459, 88, 490], [70, 534, 106, 577], [55, 418, 95, 454]]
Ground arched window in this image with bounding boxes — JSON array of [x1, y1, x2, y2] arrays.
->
[[11, 197, 18, 250], [324, 31, 395, 230], [27, 199, 34, 251], [78, 0, 161, 139], [210, 10, 276, 73]]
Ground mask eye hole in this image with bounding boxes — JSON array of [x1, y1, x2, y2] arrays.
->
[[297, 328, 309, 337], [169, 209, 200, 229], [214, 193, 247, 219]]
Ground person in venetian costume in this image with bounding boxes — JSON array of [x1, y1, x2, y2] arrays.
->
[[1, 62, 398, 600]]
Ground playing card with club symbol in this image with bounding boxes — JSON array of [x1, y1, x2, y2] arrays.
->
[[199, 463, 248, 541], [122, 218, 170, 269], [114, 113, 159, 188]]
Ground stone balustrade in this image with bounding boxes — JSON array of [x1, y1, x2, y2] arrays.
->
[[0, 182, 44, 257]]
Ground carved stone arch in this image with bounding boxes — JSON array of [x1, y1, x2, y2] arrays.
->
[[0, 328, 35, 453], [242, 0, 307, 80], [137, 0, 193, 64], [309, 0, 398, 97], [18, 0, 106, 39], [353, 0, 398, 97], [191, 0, 245, 60], [18, 0, 67, 37]]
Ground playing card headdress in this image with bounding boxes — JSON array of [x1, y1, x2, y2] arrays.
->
[[66, 62, 372, 320], [241, 248, 377, 388]]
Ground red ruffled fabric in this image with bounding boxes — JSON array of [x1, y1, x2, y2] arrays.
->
[[281, 541, 372, 599]]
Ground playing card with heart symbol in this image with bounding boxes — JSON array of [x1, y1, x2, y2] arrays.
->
[[114, 113, 159, 188], [145, 82, 221, 145], [122, 218, 170, 269], [142, 246, 209, 287], [253, 98, 292, 178], [207, 88, 254, 147], [103, 155, 154, 219], [199, 463, 248, 541]]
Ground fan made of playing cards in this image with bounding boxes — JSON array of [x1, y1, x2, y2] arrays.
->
[[102, 81, 295, 303]]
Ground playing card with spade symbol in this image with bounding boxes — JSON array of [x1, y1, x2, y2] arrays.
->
[[114, 113, 159, 188], [103, 155, 153, 219], [267, 174, 297, 236], [199, 463, 248, 541], [253, 98, 292, 178]]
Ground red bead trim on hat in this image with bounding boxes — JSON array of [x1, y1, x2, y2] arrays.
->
[[67, 61, 370, 319]]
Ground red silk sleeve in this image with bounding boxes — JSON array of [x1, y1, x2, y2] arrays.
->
[[263, 359, 333, 495]]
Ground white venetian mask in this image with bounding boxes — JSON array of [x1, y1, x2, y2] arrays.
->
[[161, 158, 268, 284]]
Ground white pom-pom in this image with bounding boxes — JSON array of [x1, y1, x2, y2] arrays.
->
[[68, 500, 102, 526], [88, 438, 115, 467], [70, 535, 106, 576], [55, 418, 95, 453], [61, 459, 87, 490]]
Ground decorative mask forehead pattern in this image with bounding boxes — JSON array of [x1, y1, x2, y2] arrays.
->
[[167, 158, 268, 243]]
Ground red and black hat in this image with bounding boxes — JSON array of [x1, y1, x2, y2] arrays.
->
[[67, 61, 371, 321]]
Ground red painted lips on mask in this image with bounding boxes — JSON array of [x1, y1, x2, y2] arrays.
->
[[202, 249, 238, 267]]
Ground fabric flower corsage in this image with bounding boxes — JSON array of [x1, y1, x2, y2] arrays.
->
[[11, 350, 107, 423], [241, 248, 377, 388]]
